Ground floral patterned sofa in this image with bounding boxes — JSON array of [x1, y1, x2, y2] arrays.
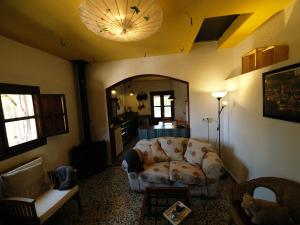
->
[[122, 137, 225, 197]]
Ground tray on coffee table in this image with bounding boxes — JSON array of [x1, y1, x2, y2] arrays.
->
[[139, 187, 195, 225]]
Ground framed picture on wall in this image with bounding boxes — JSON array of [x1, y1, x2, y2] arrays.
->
[[263, 62, 300, 123]]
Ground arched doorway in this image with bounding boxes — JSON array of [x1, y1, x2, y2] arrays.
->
[[106, 74, 190, 163]]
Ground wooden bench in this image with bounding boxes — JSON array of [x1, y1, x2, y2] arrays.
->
[[0, 158, 81, 225]]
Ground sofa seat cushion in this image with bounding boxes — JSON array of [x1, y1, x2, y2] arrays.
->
[[169, 161, 206, 185], [139, 162, 170, 184], [35, 185, 79, 224]]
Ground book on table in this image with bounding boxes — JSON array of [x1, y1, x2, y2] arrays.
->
[[163, 201, 192, 225]]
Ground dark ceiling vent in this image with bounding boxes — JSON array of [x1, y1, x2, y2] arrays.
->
[[194, 14, 239, 43]]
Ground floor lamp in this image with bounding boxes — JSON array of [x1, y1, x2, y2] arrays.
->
[[211, 91, 227, 157]]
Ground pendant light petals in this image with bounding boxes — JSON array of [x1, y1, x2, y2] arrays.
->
[[79, 0, 163, 42]]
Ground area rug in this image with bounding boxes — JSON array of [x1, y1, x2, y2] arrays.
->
[[45, 166, 233, 225]]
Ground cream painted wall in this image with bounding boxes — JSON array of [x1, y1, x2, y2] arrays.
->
[[0, 35, 80, 172], [87, 0, 300, 183], [223, 0, 300, 182], [87, 43, 234, 163], [171, 80, 188, 121]]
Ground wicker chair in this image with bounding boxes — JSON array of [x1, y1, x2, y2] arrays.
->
[[229, 177, 300, 225]]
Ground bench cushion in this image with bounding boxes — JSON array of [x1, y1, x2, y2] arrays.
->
[[35, 185, 79, 224]]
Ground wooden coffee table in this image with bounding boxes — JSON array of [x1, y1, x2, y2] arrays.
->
[[139, 187, 195, 225]]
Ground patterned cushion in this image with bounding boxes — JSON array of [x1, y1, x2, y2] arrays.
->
[[169, 161, 206, 185], [158, 137, 185, 161], [133, 139, 161, 165], [151, 140, 169, 162], [184, 139, 212, 166], [202, 151, 224, 180], [139, 162, 170, 184], [182, 138, 189, 154]]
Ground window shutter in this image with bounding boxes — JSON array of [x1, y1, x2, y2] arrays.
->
[[40, 94, 69, 137], [0, 131, 6, 157]]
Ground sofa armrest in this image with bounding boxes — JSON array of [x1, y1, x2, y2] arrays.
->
[[202, 151, 225, 181], [123, 149, 144, 173], [0, 197, 37, 217]]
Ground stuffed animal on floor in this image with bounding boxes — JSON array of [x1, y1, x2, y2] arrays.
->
[[241, 193, 292, 225], [241, 193, 254, 217]]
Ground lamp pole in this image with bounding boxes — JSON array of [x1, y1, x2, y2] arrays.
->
[[217, 97, 221, 157], [211, 91, 227, 158]]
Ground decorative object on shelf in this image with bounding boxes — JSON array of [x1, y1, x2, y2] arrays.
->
[[211, 91, 227, 157], [242, 45, 289, 74], [137, 92, 148, 110], [79, 0, 163, 42], [263, 62, 300, 123]]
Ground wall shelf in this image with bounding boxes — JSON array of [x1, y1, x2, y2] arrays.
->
[[242, 45, 289, 74]]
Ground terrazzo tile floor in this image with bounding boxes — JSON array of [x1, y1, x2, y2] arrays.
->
[[45, 166, 234, 225]]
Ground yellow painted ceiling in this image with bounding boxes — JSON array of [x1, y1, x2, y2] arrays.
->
[[0, 0, 293, 62]]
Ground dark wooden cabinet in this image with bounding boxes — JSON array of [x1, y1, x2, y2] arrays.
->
[[70, 141, 107, 178], [117, 112, 138, 146]]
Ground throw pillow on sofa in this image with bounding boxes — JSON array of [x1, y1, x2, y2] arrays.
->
[[184, 139, 212, 166], [182, 138, 189, 153], [158, 137, 185, 161], [134, 139, 156, 165], [151, 140, 169, 162], [134, 139, 168, 165]]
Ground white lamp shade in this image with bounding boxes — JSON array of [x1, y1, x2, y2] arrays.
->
[[79, 0, 163, 42], [211, 91, 227, 98]]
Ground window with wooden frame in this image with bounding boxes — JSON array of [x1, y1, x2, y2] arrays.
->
[[150, 91, 175, 125], [0, 83, 46, 159], [40, 94, 69, 137]]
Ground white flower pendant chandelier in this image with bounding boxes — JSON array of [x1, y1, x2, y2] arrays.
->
[[79, 0, 163, 42]]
